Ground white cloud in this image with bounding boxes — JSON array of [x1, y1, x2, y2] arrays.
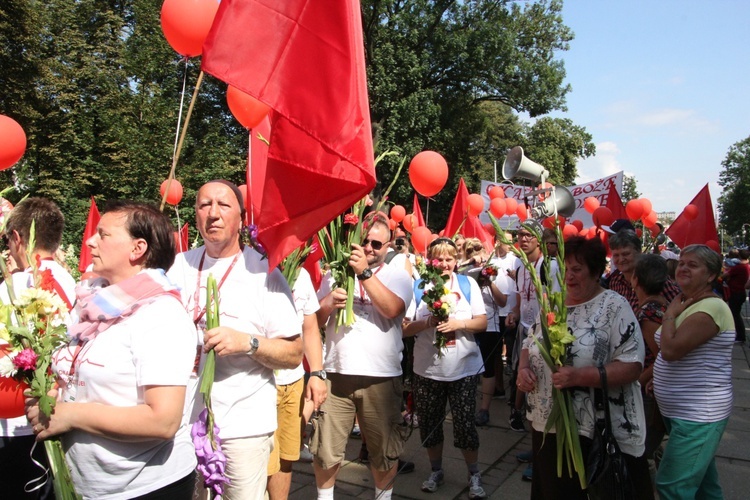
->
[[574, 141, 623, 183]]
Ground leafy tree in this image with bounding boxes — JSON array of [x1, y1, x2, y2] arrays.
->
[[718, 135, 750, 238], [622, 175, 640, 203]]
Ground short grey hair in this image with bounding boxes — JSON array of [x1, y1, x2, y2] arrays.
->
[[608, 229, 642, 252], [681, 244, 722, 278]]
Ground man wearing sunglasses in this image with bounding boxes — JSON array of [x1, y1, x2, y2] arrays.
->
[[313, 218, 413, 500]]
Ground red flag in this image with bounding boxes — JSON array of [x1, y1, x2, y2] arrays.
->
[[605, 182, 627, 220], [79, 197, 100, 272], [302, 234, 324, 291], [173, 223, 189, 253], [665, 184, 719, 248], [413, 193, 426, 227], [442, 178, 494, 250], [202, 0, 376, 269]]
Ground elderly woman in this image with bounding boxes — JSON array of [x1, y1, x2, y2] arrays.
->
[[26, 201, 197, 499], [653, 245, 734, 499], [403, 238, 488, 498], [518, 236, 652, 499]]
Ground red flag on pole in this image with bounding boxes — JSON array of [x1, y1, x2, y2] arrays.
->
[[605, 182, 628, 220], [442, 178, 494, 249], [202, 0, 376, 269], [79, 197, 100, 272], [413, 193, 426, 227], [665, 184, 719, 248]]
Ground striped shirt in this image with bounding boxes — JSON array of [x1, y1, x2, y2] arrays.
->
[[653, 297, 734, 422]]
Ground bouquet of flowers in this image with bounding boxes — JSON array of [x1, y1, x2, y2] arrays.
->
[[476, 262, 499, 288], [416, 259, 458, 357], [488, 214, 585, 489], [0, 229, 79, 498], [192, 274, 230, 498]]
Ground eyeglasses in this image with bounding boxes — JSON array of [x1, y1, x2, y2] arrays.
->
[[517, 232, 534, 240], [545, 241, 558, 246], [363, 238, 386, 251]]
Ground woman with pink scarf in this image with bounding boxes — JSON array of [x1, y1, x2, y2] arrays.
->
[[25, 201, 197, 499]]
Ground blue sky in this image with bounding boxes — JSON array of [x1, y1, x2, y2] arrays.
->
[[539, 0, 750, 215]]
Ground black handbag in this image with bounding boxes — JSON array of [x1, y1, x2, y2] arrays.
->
[[586, 365, 633, 500]]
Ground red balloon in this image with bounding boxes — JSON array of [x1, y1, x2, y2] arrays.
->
[[467, 194, 484, 217], [643, 210, 658, 227], [584, 196, 600, 214], [403, 213, 416, 233], [542, 216, 556, 229], [636, 228, 643, 238], [388, 218, 397, 230], [160, 178, 183, 205], [412, 226, 432, 255], [0, 115, 27, 171], [409, 151, 449, 197], [390, 205, 406, 223], [625, 199, 643, 221], [488, 185, 505, 200], [639, 198, 653, 216], [504, 197, 518, 215], [160, 0, 220, 57], [683, 204, 699, 221], [571, 219, 584, 231], [592, 206, 614, 228], [706, 240, 720, 253], [227, 86, 271, 130], [516, 203, 528, 222], [562, 224, 578, 240], [0, 346, 28, 418], [483, 223, 496, 237], [489, 198, 507, 218]]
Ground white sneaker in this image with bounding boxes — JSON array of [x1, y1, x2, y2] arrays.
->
[[421, 469, 444, 493], [298, 444, 313, 463], [468, 472, 487, 499]]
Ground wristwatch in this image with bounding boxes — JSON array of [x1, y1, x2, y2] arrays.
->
[[357, 268, 373, 281], [310, 370, 327, 380], [247, 335, 260, 356]]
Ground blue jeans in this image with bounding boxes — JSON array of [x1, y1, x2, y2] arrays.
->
[[656, 416, 728, 500]]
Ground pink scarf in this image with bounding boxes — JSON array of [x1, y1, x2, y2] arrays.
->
[[69, 269, 181, 342]]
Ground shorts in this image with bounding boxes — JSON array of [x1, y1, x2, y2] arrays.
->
[[267, 377, 305, 475], [310, 373, 406, 471]]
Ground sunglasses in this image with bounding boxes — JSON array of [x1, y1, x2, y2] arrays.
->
[[363, 238, 386, 250]]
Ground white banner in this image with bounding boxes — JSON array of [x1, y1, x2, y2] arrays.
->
[[479, 171, 623, 229]]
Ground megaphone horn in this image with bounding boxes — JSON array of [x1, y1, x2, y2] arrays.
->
[[502, 146, 549, 182], [530, 186, 576, 219]]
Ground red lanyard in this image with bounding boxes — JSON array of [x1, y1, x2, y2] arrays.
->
[[191, 249, 241, 324], [357, 264, 384, 303]]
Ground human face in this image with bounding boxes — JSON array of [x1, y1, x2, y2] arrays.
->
[[517, 230, 540, 257], [86, 212, 143, 284], [675, 252, 716, 295], [196, 183, 243, 256], [430, 251, 457, 276], [363, 224, 390, 267], [611, 245, 638, 275], [544, 239, 558, 257], [565, 255, 600, 305]]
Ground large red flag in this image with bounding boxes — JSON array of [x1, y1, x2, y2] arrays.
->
[[605, 182, 627, 220], [665, 184, 719, 248], [79, 197, 100, 272], [442, 178, 493, 249], [202, 0, 376, 269], [413, 193, 426, 227]]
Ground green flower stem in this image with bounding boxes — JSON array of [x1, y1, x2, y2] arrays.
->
[[45, 438, 80, 499]]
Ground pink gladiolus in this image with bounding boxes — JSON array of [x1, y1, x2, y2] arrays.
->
[[13, 348, 38, 371]]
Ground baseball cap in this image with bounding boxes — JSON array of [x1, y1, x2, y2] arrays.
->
[[602, 219, 636, 235]]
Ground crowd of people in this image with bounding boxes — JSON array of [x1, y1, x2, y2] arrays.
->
[[0, 186, 741, 500]]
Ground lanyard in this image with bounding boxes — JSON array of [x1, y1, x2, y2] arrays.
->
[[191, 249, 241, 324], [357, 264, 385, 304]]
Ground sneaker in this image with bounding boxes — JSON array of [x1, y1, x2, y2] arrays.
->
[[516, 450, 532, 463], [509, 409, 526, 432], [298, 444, 313, 463], [475, 409, 490, 426], [468, 472, 487, 499], [521, 464, 533, 481], [404, 412, 419, 427], [421, 469, 444, 493], [397, 459, 415, 474], [350, 423, 361, 438], [492, 389, 506, 400]]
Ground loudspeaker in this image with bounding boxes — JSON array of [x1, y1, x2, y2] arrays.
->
[[502, 146, 549, 182], [530, 186, 575, 219]]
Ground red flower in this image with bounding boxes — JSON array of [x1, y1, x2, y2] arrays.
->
[[343, 213, 359, 225], [547, 311, 556, 325], [39, 268, 56, 293], [13, 348, 38, 372], [433, 301, 442, 309]]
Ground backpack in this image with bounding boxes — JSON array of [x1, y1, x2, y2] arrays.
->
[[414, 274, 472, 305]]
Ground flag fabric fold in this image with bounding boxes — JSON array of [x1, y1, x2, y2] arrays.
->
[[79, 197, 100, 272], [442, 178, 494, 250], [665, 184, 719, 248], [605, 182, 628, 220], [202, 0, 376, 269], [413, 193, 426, 227]]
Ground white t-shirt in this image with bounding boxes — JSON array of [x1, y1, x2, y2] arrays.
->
[[52, 295, 197, 499], [168, 246, 300, 439], [318, 263, 412, 376], [412, 274, 486, 381], [0, 260, 76, 437], [515, 256, 560, 328], [275, 267, 320, 386], [524, 290, 646, 457]]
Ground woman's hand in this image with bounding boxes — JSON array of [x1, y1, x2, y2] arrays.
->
[[665, 293, 692, 320], [436, 317, 465, 333], [25, 388, 71, 441], [551, 366, 579, 389], [516, 366, 537, 392]]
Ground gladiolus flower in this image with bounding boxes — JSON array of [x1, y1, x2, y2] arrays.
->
[[547, 312, 556, 325], [343, 213, 359, 225]]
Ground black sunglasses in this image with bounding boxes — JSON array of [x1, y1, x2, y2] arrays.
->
[[363, 238, 385, 250]]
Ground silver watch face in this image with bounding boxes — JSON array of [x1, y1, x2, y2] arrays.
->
[[312, 370, 327, 380]]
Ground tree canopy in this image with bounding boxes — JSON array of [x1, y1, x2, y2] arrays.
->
[[1, 0, 596, 253], [718, 135, 750, 240]]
